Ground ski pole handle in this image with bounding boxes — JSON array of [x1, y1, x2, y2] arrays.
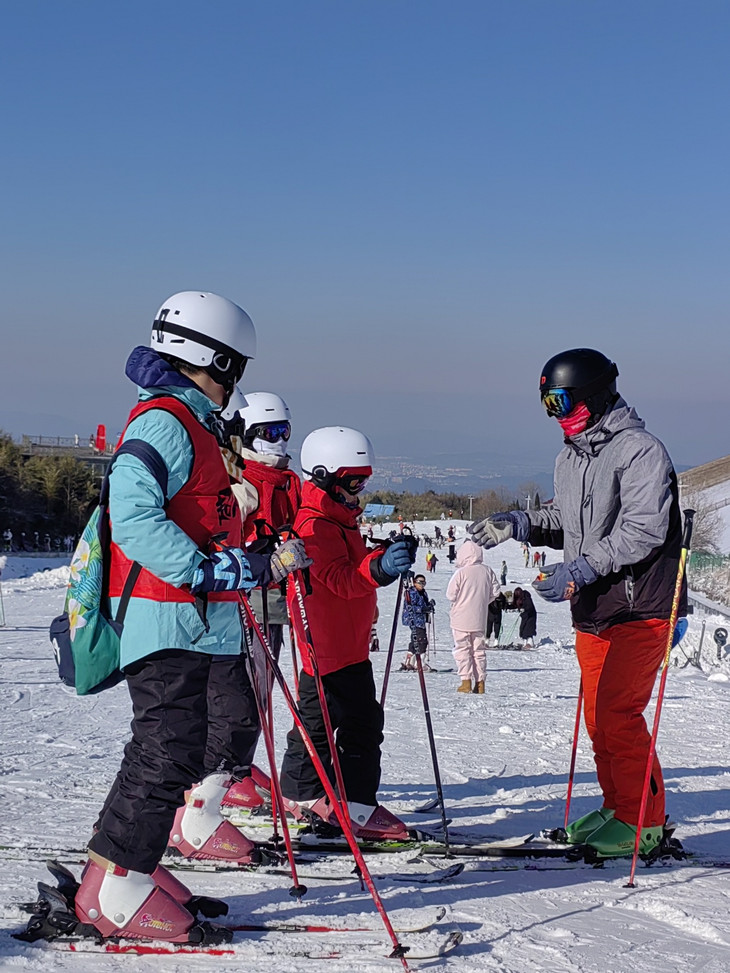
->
[[280, 525, 312, 595], [681, 508, 695, 550]]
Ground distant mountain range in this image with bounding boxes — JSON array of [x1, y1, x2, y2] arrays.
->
[[365, 454, 555, 497]]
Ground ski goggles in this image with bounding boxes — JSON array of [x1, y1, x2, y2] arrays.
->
[[334, 468, 372, 495], [251, 421, 291, 443], [540, 387, 576, 419]]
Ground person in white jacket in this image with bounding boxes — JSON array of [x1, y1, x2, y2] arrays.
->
[[446, 539, 501, 694]]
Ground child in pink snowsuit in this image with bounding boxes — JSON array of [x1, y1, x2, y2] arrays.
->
[[446, 539, 501, 693]]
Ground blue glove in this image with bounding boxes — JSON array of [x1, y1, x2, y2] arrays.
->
[[380, 540, 415, 578], [672, 618, 688, 647], [191, 547, 254, 594], [468, 510, 530, 549], [532, 556, 598, 603]]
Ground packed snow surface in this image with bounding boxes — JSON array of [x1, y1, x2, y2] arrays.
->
[[1, 524, 729, 972]]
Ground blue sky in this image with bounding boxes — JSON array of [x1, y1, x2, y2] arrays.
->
[[1, 1, 728, 474]]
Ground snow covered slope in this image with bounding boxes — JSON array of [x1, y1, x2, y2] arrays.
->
[[1, 525, 729, 972]]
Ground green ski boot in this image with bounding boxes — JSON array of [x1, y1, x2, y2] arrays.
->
[[584, 816, 663, 859], [564, 807, 614, 845]]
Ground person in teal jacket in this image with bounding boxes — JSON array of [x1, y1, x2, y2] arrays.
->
[[74, 292, 309, 946]]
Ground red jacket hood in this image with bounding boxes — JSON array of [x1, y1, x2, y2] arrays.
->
[[298, 480, 362, 530]]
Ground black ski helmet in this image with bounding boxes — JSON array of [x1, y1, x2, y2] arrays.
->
[[539, 348, 619, 424]]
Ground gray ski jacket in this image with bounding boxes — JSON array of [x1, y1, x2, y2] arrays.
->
[[526, 398, 685, 634]]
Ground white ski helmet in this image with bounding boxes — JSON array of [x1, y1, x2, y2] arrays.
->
[[237, 391, 291, 429], [300, 427, 375, 484], [150, 291, 256, 393]]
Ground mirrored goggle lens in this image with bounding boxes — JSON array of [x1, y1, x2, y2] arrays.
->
[[337, 474, 369, 494], [541, 388, 574, 418], [254, 421, 291, 443]]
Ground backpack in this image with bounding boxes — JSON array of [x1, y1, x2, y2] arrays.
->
[[49, 440, 167, 695]]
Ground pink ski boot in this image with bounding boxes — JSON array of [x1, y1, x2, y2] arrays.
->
[[151, 863, 228, 918], [74, 853, 230, 943], [221, 765, 272, 816], [349, 803, 410, 841], [168, 774, 261, 865], [282, 795, 337, 826]]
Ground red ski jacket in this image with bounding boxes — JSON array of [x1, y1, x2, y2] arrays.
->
[[241, 461, 301, 545], [109, 396, 241, 603], [288, 481, 383, 677]]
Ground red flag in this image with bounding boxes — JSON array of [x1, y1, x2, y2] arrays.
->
[[95, 424, 106, 452]]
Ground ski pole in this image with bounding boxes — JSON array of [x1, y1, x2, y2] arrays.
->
[[288, 622, 300, 695], [379, 573, 406, 709], [413, 647, 450, 854], [235, 590, 411, 968], [563, 679, 583, 830], [626, 508, 694, 888], [380, 529, 418, 708], [288, 569, 353, 837], [241, 620, 305, 900]]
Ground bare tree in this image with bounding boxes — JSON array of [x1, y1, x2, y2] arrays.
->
[[682, 491, 723, 554]]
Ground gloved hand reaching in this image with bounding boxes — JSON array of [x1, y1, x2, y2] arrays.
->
[[191, 547, 254, 594], [380, 540, 415, 578], [270, 538, 313, 583], [532, 556, 598, 603], [468, 510, 531, 549]]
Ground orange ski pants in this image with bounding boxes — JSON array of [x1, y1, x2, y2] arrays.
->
[[575, 618, 669, 827]]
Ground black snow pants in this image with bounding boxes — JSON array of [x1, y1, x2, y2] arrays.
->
[[279, 660, 384, 807], [486, 607, 502, 640], [90, 647, 258, 873]]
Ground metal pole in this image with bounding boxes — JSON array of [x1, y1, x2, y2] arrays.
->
[[626, 509, 694, 887], [236, 589, 411, 967], [414, 651, 450, 854], [563, 680, 584, 830], [380, 574, 406, 709]]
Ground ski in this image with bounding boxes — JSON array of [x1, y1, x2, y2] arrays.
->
[[291, 824, 489, 855], [228, 810, 450, 834], [261, 862, 465, 884], [226, 904, 449, 934], [395, 666, 454, 673], [30, 929, 463, 960], [417, 832, 572, 858], [413, 796, 440, 813]]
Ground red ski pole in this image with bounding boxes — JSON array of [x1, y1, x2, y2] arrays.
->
[[240, 621, 305, 899], [563, 679, 584, 830], [235, 590, 411, 969], [626, 509, 694, 888], [288, 571, 352, 828]]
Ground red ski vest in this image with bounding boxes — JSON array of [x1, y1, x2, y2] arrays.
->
[[241, 461, 301, 544], [109, 396, 242, 603]]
